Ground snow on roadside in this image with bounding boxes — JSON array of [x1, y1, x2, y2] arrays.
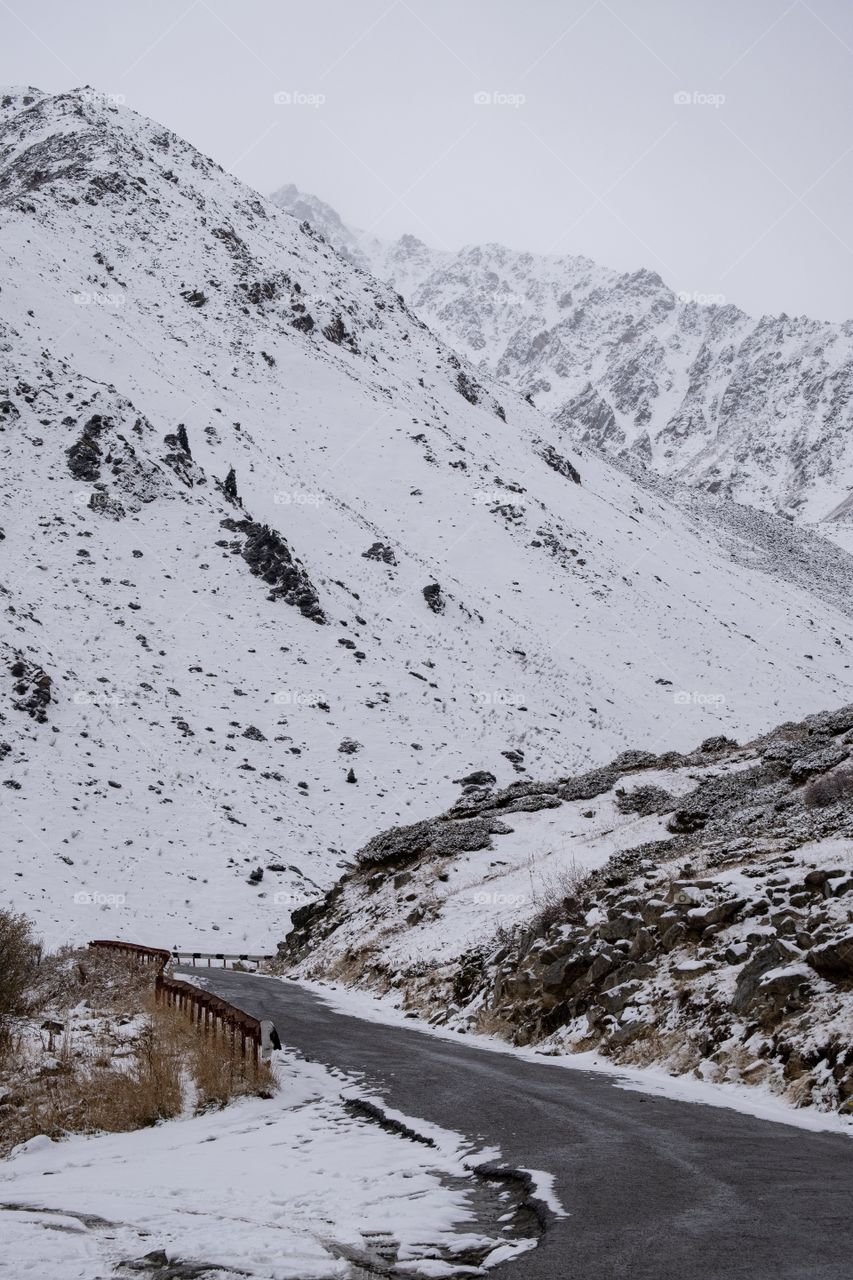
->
[[0, 1049, 536, 1279], [293, 978, 853, 1139]]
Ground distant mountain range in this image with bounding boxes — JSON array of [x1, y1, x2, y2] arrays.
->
[[271, 183, 853, 529]]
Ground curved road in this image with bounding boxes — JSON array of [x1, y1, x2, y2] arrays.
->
[[180, 968, 853, 1280]]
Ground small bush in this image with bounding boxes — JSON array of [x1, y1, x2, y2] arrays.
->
[[528, 860, 592, 936], [0, 911, 40, 1022], [804, 765, 853, 808]]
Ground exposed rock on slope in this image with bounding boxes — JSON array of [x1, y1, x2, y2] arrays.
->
[[281, 704, 853, 1113]]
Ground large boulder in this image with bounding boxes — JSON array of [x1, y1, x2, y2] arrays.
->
[[356, 813, 512, 869], [807, 931, 853, 980], [789, 745, 848, 785], [732, 940, 809, 1022], [541, 951, 597, 995]]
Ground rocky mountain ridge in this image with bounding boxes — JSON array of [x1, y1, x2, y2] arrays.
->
[[270, 183, 853, 529]]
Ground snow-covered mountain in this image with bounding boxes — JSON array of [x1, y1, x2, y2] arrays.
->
[[4, 86, 853, 953], [282, 701, 853, 1113], [270, 183, 853, 527]]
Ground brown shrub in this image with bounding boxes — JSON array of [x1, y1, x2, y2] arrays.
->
[[528, 859, 592, 936], [34, 944, 157, 1010], [804, 765, 853, 808], [0, 976, 275, 1155], [0, 911, 40, 1023]]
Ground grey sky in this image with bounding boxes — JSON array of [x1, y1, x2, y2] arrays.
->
[[2, 0, 852, 321]]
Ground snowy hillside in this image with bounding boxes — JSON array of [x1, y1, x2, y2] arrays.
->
[[283, 703, 853, 1114], [271, 183, 853, 527], [3, 86, 853, 953]]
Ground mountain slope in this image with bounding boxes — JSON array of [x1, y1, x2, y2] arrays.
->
[[3, 87, 853, 952], [270, 183, 853, 526], [282, 703, 853, 1114]]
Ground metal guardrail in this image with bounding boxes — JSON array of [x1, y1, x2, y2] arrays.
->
[[170, 951, 275, 969], [88, 939, 268, 1070], [154, 972, 263, 1069], [89, 939, 172, 967]]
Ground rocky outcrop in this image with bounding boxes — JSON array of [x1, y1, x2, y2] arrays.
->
[[422, 582, 445, 614], [8, 656, 52, 723], [353, 812, 514, 873], [537, 443, 581, 485], [220, 517, 325, 623], [362, 542, 397, 565], [66, 414, 106, 481]]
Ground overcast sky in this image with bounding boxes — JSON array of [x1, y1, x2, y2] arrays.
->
[[3, 0, 853, 321]]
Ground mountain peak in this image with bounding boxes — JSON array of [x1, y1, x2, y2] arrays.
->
[[269, 181, 369, 269], [265, 180, 853, 526]]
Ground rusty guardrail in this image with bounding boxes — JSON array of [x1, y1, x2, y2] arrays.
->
[[154, 972, 263, 1070], [89, 939, 172, 968], [88, 939, 265, 1070]]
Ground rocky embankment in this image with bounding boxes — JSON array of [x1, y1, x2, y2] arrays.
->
[[281, 706, 853, 1112]]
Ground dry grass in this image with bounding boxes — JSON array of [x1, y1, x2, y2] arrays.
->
[[322, 944, 380, 986], [471, 1005, 514, 1038], [2, 1006, 183, 1153], [0, 948, 276, 1157], [527, 857, 592, 936], [172, 1005, 276, 1110], [33, 945, 158, 1011], [615, 1021, 699, 1071]]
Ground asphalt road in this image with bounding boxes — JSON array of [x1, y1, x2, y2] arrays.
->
[[179, 968, 853, 1280]]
